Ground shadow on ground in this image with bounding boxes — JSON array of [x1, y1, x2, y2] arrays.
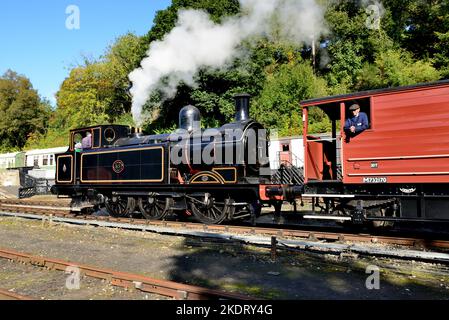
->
[[166, 236, 449, 300]]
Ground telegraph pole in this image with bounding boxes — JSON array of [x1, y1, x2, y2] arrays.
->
[[311, 35, 316, 73]]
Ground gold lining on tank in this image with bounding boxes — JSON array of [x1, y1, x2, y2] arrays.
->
[[189, 171, 225, 184], [80, 146, 165, 183], [56, 155, 73, 183], [212, 167, 237, 183]]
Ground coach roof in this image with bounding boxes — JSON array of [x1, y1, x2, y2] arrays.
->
[[300, 79, 449, 107]]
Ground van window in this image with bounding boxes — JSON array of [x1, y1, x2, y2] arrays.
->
[[345, 98, 372, 130]]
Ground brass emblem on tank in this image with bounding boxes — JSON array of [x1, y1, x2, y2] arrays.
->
[[201, 175, 209, 182], [63, 164, 67, 173], [112, 160, 125, 174]]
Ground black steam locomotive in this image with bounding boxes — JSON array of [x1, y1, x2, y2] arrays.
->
[[52, 95, 287, 224]]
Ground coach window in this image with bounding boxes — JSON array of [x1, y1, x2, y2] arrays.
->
[[33, 157, 39, 167], [49, 155, 54, 166], [43, 155, 48, 166]]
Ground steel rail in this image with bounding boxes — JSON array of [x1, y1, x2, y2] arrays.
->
[[1, 200, 449, 250], [2, 210, 449, 263], [0, 288, 34, 300], [0, 247, 252, 301]]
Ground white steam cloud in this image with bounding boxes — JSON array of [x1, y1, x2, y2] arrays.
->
[[129, 0, 328, 126]]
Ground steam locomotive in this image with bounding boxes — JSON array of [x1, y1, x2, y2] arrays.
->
[[51, 94, 289, 224], [52, 80, 449, 226]]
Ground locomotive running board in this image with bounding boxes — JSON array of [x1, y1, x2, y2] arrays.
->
[[0, 203, 77, 212], [112, 191, 184, 198], [303, 194, 355, 198]]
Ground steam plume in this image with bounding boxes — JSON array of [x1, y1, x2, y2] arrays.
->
[[129, 0, 328, 125]]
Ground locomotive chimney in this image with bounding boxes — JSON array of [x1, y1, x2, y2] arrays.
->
[[234, 93, 251, 122], [132, 127, 143, 138], [179, 105, 201, 132]]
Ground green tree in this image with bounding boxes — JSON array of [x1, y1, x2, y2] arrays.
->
[[253, 60, 328, 136], [103, 33, 148, 120], [138, 0, 251, 133], [32, 33, 148, 149], [400, 0, 449, 60], [29, 0, 449, 148], [55, 63, 111, 130], [53, 33, 147, 129], [380, 0, 449, 71], [355, 49, 441, 90], [0, 70, 51, 151], [435, 31, 449, 77], [33, 62, 114, 149], [323, 1, 396, 92], [144, 0, 240, 44]]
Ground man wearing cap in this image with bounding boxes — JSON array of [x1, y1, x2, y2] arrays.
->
[[344, 104, 369, 135]]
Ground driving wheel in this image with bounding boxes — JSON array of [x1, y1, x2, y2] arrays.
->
[[138, 197, 174, 220], [189, 195, 233, 225], [105, 196, 136, 218]]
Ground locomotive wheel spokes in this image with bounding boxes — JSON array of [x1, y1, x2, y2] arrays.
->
[[105, 196, 136, 218], [138, 197, 174, 220], [189, 195, 233, 225]]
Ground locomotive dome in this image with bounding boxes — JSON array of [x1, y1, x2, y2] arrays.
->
[[179, 105, 201, 132]]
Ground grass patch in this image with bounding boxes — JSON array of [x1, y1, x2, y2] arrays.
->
[[221, 282, 283, 299], [186, 277, 284, 299]]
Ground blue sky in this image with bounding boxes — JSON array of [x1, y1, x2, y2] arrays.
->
[[0, 0, 171, 105]]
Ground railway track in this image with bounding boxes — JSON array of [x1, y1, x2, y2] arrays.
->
[[0, 288, 33, 300], [1, 199, 448, 251], [0, 247, 252, 300]]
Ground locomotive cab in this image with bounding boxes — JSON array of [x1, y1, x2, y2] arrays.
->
[[69, 125, 132, 151], [55, 125, 133, 186]]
